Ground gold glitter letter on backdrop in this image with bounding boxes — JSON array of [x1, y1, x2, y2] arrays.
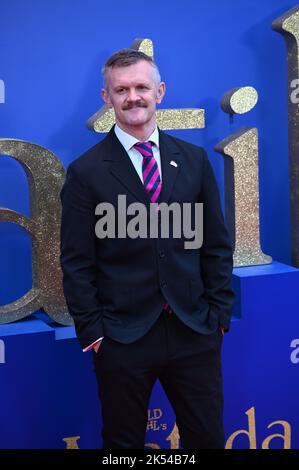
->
[[0, 139, 72, 325], [221, 87, 258, 114], [166, 423, 180, 449], [86, 38, 205, 133], [273, 6, 299, 267], [62, 436, 80, 449], [215, 128, 272, 267]]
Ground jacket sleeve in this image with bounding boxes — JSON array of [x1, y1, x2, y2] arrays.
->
[[60, 163, 104, 349], [199, 149, 235, 330]]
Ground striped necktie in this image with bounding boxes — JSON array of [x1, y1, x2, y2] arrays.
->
[[133, 141, 172, 315], [133, 141, 162, 203]]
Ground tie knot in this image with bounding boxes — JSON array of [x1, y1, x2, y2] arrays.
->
[[133, 141, 154, 157]]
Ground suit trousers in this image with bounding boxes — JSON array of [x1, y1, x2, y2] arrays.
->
[[92, 309, 224, 449]]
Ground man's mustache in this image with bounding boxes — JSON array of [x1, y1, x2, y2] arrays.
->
[[122, 100, 147, 111]]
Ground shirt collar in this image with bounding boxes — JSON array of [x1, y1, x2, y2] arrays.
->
[[114, 124, 160, 152]]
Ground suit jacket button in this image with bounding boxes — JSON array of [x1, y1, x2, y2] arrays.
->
[[159, 250, 165, 258], [161, 281, 167, 288]]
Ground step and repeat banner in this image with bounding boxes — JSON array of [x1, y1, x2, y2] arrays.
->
[[0, 0, 299, 449]]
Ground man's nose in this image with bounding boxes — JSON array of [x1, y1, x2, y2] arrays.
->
[[127, 88, 139, 102]]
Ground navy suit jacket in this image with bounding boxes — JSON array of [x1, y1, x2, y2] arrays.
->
[[60, 127, 234, 349]]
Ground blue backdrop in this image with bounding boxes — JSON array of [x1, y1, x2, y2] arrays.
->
[[0, 0, 299, 449]]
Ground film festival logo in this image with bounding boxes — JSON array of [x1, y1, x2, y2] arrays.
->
[[62, 409, 180, 450], [62, 405, 292, 449]]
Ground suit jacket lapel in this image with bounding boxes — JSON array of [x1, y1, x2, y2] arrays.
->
[[103, 127, 150, 205], [102, 126, 182, 205], [159, 129, 182, 204]]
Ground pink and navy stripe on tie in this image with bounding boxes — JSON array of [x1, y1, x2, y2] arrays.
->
[[133, 141, 162, 204], [133, 141, 172, 315]]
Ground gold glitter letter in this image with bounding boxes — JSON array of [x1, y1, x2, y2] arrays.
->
[[166, 423, 180, 449], [0, 139, 72, 325], [215, 128, 272, 267], [62, 436, 80, 449], [273, 6, 299, 267], [221, 87, 258, 115]]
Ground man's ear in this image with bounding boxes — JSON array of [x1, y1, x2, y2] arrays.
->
[[101, 87, 111, 106], [156, 82, 166, 104]]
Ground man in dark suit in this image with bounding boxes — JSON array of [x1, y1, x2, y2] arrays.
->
[[60, 49, 234, 449]]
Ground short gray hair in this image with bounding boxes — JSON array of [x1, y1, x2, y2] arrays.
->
[[102, 48, 161, 89]]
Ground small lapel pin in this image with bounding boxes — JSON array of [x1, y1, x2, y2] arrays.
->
[[170, 160, 178, 168]]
